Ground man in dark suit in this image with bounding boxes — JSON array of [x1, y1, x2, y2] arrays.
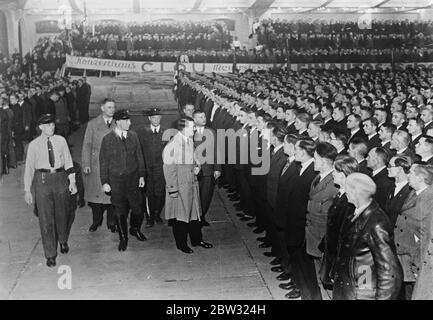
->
[[193, 110, 222, 226], [367, 147, 394, 210], [137, 108, 168, 228], [9, 94, 25, 164], [76, 78, 91, 124], [330, 130, 348, 156], [392, 111, 408, 132], [415, 136, 433, 165], [263, 125, 288, 260], [347, 113, 367, 145], [385, 155, 413, 227], [363, 117, 381, 151], [284, 139, 318, 299], [348, 137, 371, 176], [100, 109, 147, 251], [285, 107, 298, 134], [320, 103, 336, 132], [407, 118, 424, 151], [420, 107, 433, 134], [331, 106, 349, 136], [273, 134, 301, 280], [379, 123, 396, 156], [391, 130, 420, 162]]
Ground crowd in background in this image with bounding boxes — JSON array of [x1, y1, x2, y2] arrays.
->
[[256, 19, 433, 63], [175, 64, 433, 299]]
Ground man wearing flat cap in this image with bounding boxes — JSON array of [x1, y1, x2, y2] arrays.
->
[[23, 114, 77, 267], [100, 109, 147, 251], [137, 107, 168, 228]]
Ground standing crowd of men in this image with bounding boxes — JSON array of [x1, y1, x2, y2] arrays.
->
[[175, 65, 433, 300], [0, 75, 92, 180]]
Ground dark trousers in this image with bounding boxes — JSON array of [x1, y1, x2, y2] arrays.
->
[[110, 172, 144, 230], [146, 169, 166, 218], [198, 175, 215, 217], [34, 171, 71, 259], [55, 123, 70, 141], [172, 220, 203, 249], [277, 230, 292, 274], [236, 167, 253, 215], [14, 134, 24, 162], [78, 102, 89, 124], [88, 202, 115, 227], [290, 244, 322, 300]]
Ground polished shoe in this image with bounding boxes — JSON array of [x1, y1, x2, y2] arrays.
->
[[60, 243, 69, 254], [89, 224, 99, 232], [253, 227, 265, 234], [201, 219, 210, 227], [145, 220, 155, 228], [264, 251, 275, 257], [279, 281, 296, 290], [118, 239, 128, 251], [257, 236, 268, 242], [130, 229, 147, 241], [46, 257, 56, 267], [179, 246, 194, 254], [247, 222, 258, 228], [276, 272, 292, 281], [271, 266, 284, 273], [240, 216, 253, 222], [269, 258, 281, 266], [236, 213, 245, 217], [285, 287, 301, 299], [108, 225, 117, 233], [259, 242, 271, 249], [192, 241, 213, 249]]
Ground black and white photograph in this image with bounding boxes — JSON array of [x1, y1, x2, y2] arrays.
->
[[1, 0, 433, 303]]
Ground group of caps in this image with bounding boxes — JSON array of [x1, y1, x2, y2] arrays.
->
[[37, 107, 163, 126]]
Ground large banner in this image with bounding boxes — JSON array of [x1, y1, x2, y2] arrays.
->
[[65, 55, 433, 74], [65, 55, 283, 74]]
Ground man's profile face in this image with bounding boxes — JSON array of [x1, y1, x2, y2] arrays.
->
[[102, 102, 115, 118], [193, 112, 206, 127], [184, 105, 195, 118]]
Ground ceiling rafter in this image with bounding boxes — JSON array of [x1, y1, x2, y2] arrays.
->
[[373, 0, 391, 8], [301, 0, 335, 13]]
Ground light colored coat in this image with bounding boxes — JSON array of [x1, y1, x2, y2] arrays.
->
[[306, 172, 338, 258], [412, 195, 433, 299], [395, 186, 433, 283], [163, 132, 202, 223], [81, 115, 113, 204]]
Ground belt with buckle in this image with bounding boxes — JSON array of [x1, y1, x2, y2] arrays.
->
[[36, 168, 65, 173]]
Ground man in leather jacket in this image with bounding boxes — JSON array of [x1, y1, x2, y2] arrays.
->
[[333, 173, 403, 300]]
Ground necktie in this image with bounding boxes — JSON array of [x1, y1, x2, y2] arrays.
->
[[312, 175, 321, 189], [281, 160, 291, 176], [47, 137, 55, 168], [121, 132, 126, 141], [107, 121, 111, 128]]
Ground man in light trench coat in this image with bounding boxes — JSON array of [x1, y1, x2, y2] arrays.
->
[[163, 117, 213, 254], [81, 98, 117, 232]]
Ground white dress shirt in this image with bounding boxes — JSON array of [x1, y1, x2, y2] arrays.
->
[[372, 166, 387, 177], [394, 181, 408, 196]]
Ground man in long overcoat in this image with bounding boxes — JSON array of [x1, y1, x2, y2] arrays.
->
[[81, 98, 116, 232], [163, 117, 213, 254]]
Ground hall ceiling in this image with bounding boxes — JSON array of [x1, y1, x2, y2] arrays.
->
[[1, 0, 432, 13]]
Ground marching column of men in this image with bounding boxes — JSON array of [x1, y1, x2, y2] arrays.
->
[[178, 71, 433, 300]]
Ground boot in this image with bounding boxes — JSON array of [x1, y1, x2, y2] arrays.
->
[[116, 215, 128, 251], [2, 155, 9, 175], [145, 213, 154, 228], [154, 211, 163, 224]]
